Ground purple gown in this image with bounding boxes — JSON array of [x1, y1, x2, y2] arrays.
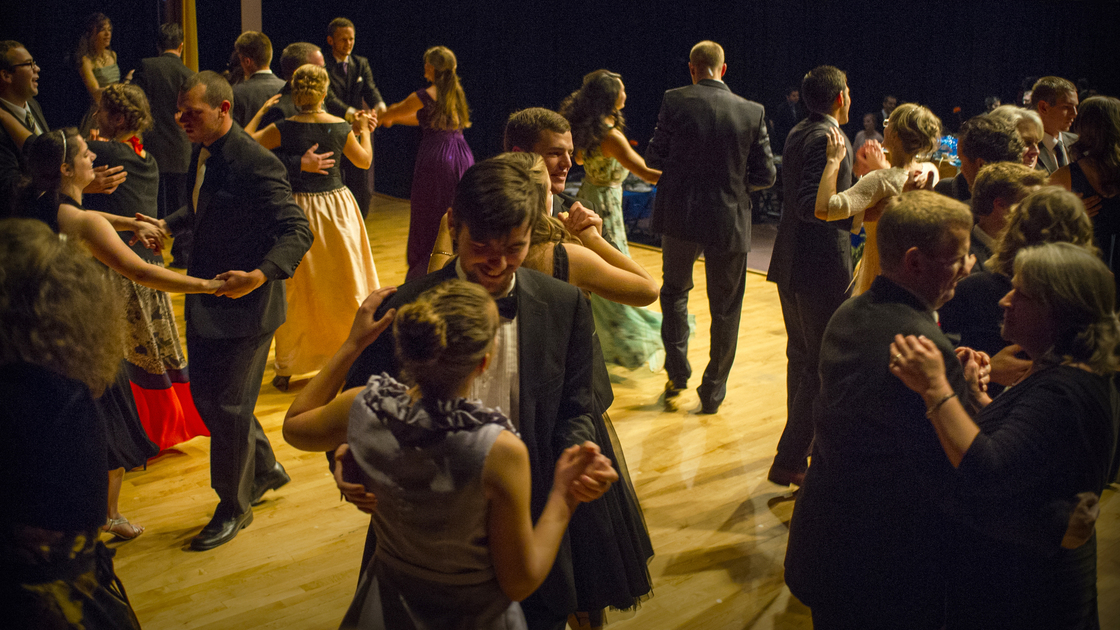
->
[[406, 89, 474, 280]]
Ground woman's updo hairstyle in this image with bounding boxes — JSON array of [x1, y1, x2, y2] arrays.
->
[[100, 83, 153, 135], [14, 127, 82, 215], [1014, 242, 1120, 373], [394, 280, 499, 399], [291, 64, 330, 112], [885, 103, 942, 159]]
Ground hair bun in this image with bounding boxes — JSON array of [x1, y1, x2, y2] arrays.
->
[[394, 303, 447, 363]]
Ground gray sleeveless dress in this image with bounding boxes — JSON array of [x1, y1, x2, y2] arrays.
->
[[340, 374, 527, 630]]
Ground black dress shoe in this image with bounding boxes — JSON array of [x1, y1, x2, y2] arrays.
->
[[250, 462, 290, 505], [664, 379, 687, 398], [190, 508, 253, 551], [699, 401, 721, 414], [767, 463, 806, 487]]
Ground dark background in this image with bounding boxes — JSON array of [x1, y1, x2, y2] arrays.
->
[[4, 0, 1118, 199]]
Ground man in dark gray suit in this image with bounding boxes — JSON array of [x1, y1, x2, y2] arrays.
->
[[231, 31, 285, 128], [133, 23, 194, 264], [146, 71, 312, 551], [1030, 76, 1079, 174], [646, 40, 775, 414], [322, 17, 385, 218], [765, 65, 854, 486]]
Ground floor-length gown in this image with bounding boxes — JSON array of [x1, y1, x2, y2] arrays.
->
[[405, 89, 474, 281], [272, 119, 379, 378], [577, 149, 665, 369], [85, 139, 208, 450]]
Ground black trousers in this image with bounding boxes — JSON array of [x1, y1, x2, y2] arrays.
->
[[659, 233, 748, 409], [187, 330, 278, 514], [772, 283, 846, 471]]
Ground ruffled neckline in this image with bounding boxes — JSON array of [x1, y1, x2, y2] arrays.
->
[[361, 373, 517, 447]]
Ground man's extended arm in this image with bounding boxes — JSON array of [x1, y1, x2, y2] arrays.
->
[[645, 93, 672, 170]]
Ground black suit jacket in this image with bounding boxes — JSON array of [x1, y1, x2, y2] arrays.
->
[[164, 123, 312, 339], [766, 113, 854, 293], [0, 97, 47, 209], [231, 71, 286, 128], [324, 53, 384, 114], [646, 79, 775, 254], [785, 276, 968, 616], [346, 264, 596, 617], [132, 53, 193, 174], [770, 99, 806, 153]]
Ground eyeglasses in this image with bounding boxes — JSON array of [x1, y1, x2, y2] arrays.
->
[[10, 60, 38, 70]]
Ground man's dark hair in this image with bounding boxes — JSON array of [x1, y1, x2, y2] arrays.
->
[[180, 70, 233, 108], [503, 108, 571, 152], [328, 17, 355, 38], [801, 65, 847, 115], [157, 23, 183, 51], [958, 115, 1025, 164], [234, 31, 272, 68], [452, 155, 538, 242], [280, 42, 321, 81], [1030, 76, 1076, 110], [0, 41, 26, 72]]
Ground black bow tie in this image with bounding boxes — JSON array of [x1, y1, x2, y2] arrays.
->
[[495, 294, 517, 320]]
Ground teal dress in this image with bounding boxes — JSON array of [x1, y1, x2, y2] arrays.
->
[[577, 150, 665, 370]]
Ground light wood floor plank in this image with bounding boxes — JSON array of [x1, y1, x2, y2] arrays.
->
[[111, 193, 1118, 629]]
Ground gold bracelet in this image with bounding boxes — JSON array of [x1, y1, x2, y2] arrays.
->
[[926, 392, 957, 418]]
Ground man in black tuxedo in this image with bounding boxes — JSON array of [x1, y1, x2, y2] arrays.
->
[[646, 40, 776, 414], [324, 17, 385, 218], [231, 31, 285, 128], [133, 23, 194, 265], [0, 40, 48, 210], [765, 65, 854, 486], [151, 71, 312, 551], [785, 191, 975, 628], [0, 40, 125, 212], [770, 86, 806, 153], [344, 157, 613, 630], [1030, 76, 1079, 174]]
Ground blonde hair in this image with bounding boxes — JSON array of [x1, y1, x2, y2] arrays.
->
[[424, 46, 471, 131], [394, 280, 498, 400], [100, 83, 154, 135], [689, 40, 724, 72], [987, 186, 1097, 277], [291, 64, 329, 112], [886, 103, 941, 159], [878, 190, 973, 272], [970, 161, 1048, 218], [1014, 242, 1120, 373], [0, 218, 124, 395]]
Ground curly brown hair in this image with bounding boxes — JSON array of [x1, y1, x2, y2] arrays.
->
[[100, 83, 153, 136], [559, 69, 625, 157], [0, 218, 124, 395], [986, 186, 1097, 276]]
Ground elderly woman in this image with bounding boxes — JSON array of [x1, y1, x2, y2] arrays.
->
[[892, 241, 1119, 630], [989, 105, 1045, 169], [1, 218, 142, 629]]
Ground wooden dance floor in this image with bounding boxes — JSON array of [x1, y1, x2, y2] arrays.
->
[[119, 194, 1119, 629]]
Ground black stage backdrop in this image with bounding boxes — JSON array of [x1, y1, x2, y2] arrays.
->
[[4, 1, 1118, 199]]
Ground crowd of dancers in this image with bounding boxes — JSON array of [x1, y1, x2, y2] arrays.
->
[[1, 13, 1119, 630]]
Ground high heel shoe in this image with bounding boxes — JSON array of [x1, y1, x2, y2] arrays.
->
[[106, 516, 145, 540]]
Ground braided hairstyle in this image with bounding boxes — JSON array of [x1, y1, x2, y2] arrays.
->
[[99, 83, 153, 136], [291, 64, 330, 112]]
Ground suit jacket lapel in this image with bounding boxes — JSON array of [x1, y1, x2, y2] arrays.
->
[[1038, 142, 1057, 173], [515, 270, 548, 420], [29, 100, 48, 133]]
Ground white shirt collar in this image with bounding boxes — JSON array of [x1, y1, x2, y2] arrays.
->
[[1042, 132, 1061, 151], [824, 114, 840, 128], [252, 69, 273, 76]]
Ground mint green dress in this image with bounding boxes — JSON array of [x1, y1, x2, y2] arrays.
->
[[577, 150, 665, 370]]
